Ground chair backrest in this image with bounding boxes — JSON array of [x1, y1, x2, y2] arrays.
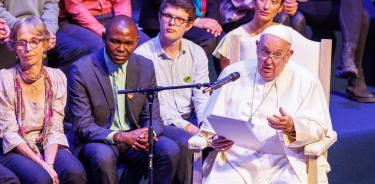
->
[[229, 29, 333, 184], [229, 28, 332, 102]]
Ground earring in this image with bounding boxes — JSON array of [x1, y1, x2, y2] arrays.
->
[[42, 51, 48, 66], [15, 54, 19, 64]]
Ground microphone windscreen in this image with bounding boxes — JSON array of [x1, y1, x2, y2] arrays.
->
[[229, 72, 240, 81]]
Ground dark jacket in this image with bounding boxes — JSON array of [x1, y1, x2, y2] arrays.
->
[[67, 48, 164, 155]]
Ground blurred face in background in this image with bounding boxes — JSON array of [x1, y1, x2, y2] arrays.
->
[[253, 0, 283, 23]]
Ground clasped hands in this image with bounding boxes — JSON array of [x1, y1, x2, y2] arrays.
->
[[212, 107, 295, 152], [114, 128, 157, 152]]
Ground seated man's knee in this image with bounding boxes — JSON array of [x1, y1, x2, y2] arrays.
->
[[90, 152, 116, 172], [275, 12, 291, 25], [154, 136, 180, 166], [291, 11, 307, 27], [28, 169, 53, 184], [290, 12, 311, 37], [54, 32, 90, 64], [199, 33, 217, 55], [0, 170, 20, 184], [362, 9, 369, 25], [82, 144, 117, 173], [58, 151, 87, 184], [63, 166, 87, 184], [185, 28, 217, 54]]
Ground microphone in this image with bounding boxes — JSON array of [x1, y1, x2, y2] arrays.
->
[[203, 72, 240, 93]]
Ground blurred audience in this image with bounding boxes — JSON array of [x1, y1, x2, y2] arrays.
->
[[220, 0, 309, 37], [60, 0, 149, 53], [213, 0, 284, 70], [299, 0, 375, 102]]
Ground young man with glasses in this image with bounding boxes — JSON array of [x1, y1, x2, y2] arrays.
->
[[135, 0, 210, 183]]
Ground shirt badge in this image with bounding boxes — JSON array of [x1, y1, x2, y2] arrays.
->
[[127, 93, 134, 100], [183, 74, 192, 83]]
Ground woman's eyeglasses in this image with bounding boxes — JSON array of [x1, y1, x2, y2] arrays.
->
[[16, 38, 42, 50]]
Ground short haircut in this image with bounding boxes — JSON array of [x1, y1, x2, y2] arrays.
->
[[159, 0, 196, 22], [103, 15, 138, 39], [8, 16, 50, 51]]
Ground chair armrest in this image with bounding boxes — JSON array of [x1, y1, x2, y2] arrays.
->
[[188, 135, 208, 150], [304, 130, 337, 156]]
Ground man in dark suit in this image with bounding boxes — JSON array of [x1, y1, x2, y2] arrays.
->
[[67, 15, 182, 184]]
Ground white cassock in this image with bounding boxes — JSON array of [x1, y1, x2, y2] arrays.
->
[[200, 60, 332, 184]]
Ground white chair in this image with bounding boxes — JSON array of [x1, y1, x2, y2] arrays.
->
[[190, 28, 337, 184]]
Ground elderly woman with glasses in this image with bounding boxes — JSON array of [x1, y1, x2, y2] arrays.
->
[[0, 16, 86, 184]]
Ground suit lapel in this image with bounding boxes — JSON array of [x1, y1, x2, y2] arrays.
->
[[92, 49, 115, 112]]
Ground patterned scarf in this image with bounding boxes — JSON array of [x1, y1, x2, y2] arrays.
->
[[14, 65, 53, 152]]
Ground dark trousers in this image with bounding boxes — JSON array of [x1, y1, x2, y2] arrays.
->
[[58, 22, 150, 53], [299, 0, 370, 89], [0, 148, 86, 184], [47, 29, 90, 75], [0, 44, 16, 69], [80, 136, 180, 184], [0, 164, 20, 184]]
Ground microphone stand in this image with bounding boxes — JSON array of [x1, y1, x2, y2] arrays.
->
[[118, 82, 210, 184]]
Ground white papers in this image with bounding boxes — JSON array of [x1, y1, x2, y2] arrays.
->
[[207, 114, 262, 150]]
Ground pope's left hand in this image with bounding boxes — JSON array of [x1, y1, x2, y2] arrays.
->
[[267, 107, 295, 133]]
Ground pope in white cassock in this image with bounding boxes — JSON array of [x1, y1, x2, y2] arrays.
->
[[197, 25, 334, 184]]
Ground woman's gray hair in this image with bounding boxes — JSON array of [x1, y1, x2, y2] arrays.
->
[[7, 16, 50, 51]]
